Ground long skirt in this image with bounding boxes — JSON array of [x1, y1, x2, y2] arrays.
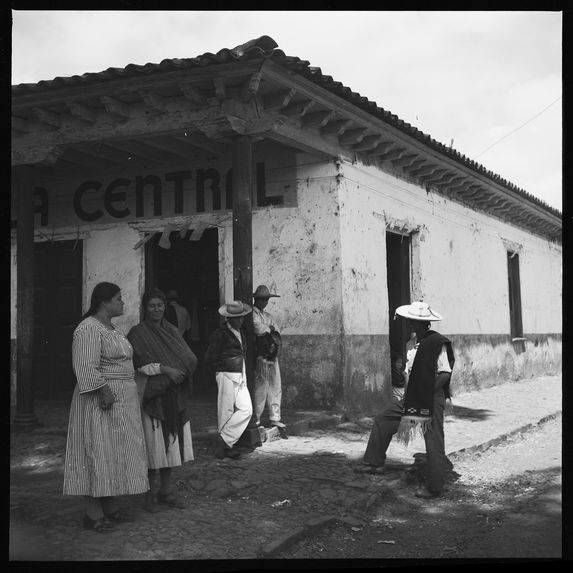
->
[[63, 378, 149, 497], [142, 411, 194, 469]]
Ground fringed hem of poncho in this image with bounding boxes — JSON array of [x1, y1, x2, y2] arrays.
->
[[395, 415, 432, 446]]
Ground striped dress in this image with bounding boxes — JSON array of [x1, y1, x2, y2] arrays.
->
[[63, 317, 149, 497]]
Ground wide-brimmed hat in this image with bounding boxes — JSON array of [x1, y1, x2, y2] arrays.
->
[[218, 301, 252, 317], [395, 301, 442, 321], [253, 285, 280, 299]]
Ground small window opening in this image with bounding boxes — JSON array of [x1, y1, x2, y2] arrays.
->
[[507, 251, 525, 353]]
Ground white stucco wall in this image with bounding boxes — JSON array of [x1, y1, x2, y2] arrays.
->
[[338, 159, 562, 337], [251, 154, 343, 336], [83, 224, 144, 334], [338, 165, 390, 336]]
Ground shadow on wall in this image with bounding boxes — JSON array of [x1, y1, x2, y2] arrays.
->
[[450, 335, 561, 394]]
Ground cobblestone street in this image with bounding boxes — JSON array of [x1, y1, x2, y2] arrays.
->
[[10, 375, 562, 561]]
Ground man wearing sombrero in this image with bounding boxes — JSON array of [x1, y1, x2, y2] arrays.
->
[[204, 301, 254, 459], [356, 301, 455, 499], [252, 285, 287, 439]]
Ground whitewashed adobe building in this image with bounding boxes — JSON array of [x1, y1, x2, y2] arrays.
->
[[11, 36, 561, 427]]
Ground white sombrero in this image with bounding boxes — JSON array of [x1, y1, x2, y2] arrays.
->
[[218, 300, 252, 317], [395, 301, 442, 321]]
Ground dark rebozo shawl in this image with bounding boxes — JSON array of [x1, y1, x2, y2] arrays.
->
[[396, 329, 454, 445], [127, 319, 197, 452]]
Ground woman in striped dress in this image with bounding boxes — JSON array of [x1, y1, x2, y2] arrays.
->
[[63, 282, 149, 532]]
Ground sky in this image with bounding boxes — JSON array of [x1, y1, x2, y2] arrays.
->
[[11, 10, 563, 211]]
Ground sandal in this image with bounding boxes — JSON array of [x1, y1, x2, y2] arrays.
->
[[83, 515, 114, 532], [144, 491, 160, 513], [157, 492, 186, 509], [104, 509, 131, 523]]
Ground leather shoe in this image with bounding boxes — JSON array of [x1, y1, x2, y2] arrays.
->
[[277, 427, 288, 439], [224, 447, 241, 459], [214, 435, 226, 459]]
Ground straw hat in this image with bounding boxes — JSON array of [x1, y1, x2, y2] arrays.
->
[[395, 301, 442, 321], [218, 300, 252, 317], [253, 285, 280, 299]]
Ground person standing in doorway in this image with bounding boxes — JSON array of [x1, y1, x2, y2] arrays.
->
[[164, 290, 193, 342], [204, 301, 253, 459], [63, 282, 149, 532], [355, 301, 455, 499], [252, 285, 287, 439]]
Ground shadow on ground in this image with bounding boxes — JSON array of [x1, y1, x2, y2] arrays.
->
[[450, 405, 493, 422]]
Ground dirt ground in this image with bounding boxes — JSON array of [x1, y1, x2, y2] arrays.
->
[[279, 414, 563, 561]]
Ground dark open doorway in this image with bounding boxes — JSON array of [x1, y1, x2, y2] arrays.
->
[[386, 231, 411, 361], [33, 239, 83, 401], [145, 227, 220, 399]]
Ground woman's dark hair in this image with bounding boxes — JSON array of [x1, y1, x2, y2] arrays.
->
[[81, 282, 120, 321], [141, 287, 167, 319]]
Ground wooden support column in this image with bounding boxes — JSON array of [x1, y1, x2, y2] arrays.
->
[[231, 135, 259, 443], [12, 167, 42, 432]]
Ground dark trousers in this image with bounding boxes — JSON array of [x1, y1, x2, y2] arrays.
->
[[363, 390, 453, 493]]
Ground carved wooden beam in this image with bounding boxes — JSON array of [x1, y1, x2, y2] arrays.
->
[[339, 128, 367, 146], [391, 154, 419, 168], [447, 178, 473, 192], [408, 163, 438, 178], [353, 135, 383, 152], [367, 141, 396, 157], [32, 107, 61, 127], [263, 88, 296, 111], [12, 116, 55, 133], [139, 91, 168, 112], [423, 170, 457, 185], [282, 100, 315, 117], [100, 95, 132, 118], [420, 169, 447, 184], [179, 84, 207, 105], [302, 110, 336, 129], [320, 119, 352, 137], [268, 121, 353, 161], [172, 133, 227, 156], [380, 147, 408, 162], [241, 72, 262, 103], [402, 159, 426, 174], [463, 187, 491, 202], [213, 78, 226, 101], [67, 102, 98, 123]]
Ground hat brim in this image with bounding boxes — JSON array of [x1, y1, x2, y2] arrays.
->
[[218, 303, 252, 317], [253, 294, 280, 298], [395, 305, 442, 321]]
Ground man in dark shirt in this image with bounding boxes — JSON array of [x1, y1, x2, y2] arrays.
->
[[204, 301, 253, 459], [355, 301, 455, 498]]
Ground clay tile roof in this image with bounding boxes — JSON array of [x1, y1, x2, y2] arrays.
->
[[12, 36, 561, 219]]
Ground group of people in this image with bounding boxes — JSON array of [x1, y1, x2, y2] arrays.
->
[[62, 280, 455, 533], [62, 282, 287, 532]]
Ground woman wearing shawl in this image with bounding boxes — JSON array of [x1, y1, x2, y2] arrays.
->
[[356, 301, 455, 499], [127, 288, 198, 511]]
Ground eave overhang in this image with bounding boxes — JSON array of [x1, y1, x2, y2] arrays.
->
[[11, 36, 561, 242]]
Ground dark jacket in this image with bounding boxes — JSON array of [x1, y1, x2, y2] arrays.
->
[[204, 324, 247, 374]]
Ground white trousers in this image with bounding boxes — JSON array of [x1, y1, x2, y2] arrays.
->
[[215, 371, 253, 448], [254, 357, 282, 425]]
